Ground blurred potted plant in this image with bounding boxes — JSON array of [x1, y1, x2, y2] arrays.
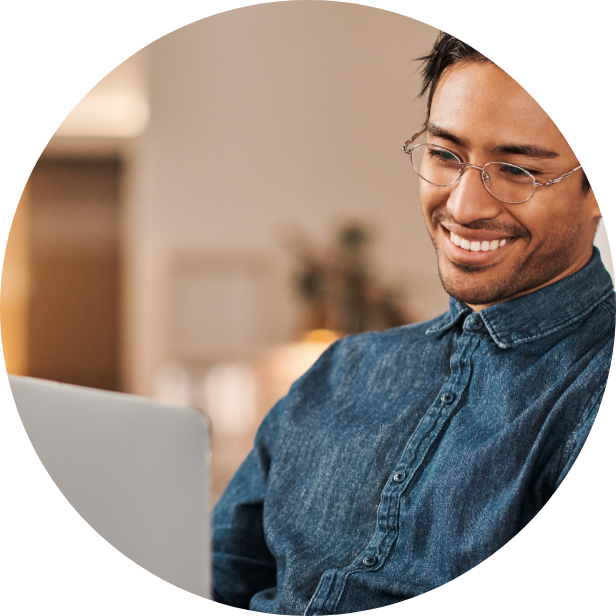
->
[[286, 222, 411, 336]]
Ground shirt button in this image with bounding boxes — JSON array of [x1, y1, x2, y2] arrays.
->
[[393, 470, 406, 483], [466, 315, 484, 331], [362, 555, 378, 567], [441, 392, 455, 404]]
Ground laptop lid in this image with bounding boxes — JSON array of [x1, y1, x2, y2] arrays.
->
[[9, 375, 211, 599]]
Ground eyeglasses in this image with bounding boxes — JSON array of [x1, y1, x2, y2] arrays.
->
[[401, 131, 583, 204]]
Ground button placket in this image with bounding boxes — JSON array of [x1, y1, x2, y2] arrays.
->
[[306, 333, 481, 616], [440, 391, 455, 404], [362, 555, 378, 567], [465, 314, 485, 332]]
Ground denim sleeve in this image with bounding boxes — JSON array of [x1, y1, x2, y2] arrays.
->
[[556, 389, 605, 488], [211, 397, 283, 608], [555, 340, 614, 489]]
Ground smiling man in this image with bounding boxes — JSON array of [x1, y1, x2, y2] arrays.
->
[[408, 50, 600, 310], [212, 34, 614, 614]]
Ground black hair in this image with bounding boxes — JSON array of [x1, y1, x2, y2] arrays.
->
[[417, 32, 591, 196]]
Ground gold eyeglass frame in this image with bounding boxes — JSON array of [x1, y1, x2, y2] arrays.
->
[[401, 130, 583, 204]]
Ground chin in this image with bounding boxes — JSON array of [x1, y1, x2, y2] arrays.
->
[[439, 256, 563, 306], [436, 259, 533, 307], [437, 247, 576, 307], [439, 274, 515, 306]]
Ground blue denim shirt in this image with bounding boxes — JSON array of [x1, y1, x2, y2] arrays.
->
[[212, 248, 615, 614]]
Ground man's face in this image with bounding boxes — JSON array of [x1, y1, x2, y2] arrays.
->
[[421, 61, 601, 310]]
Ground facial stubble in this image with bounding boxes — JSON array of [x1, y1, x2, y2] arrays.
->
[[429, 212, 583, 307]]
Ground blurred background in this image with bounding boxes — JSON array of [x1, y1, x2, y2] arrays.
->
[[2, 2, 612, 504]]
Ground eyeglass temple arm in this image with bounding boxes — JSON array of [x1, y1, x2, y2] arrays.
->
[[410, 129, 426, 143], [400, 129, 427, 154], [534, 165, 583, 187], [400, 133, 584, 189]]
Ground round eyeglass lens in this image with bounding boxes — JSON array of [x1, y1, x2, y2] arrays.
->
[[408, 143, 537, 204], [410, 144, 462, 187], [482, 162, 536, 204]]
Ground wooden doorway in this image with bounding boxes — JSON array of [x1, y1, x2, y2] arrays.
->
[[7, 156, 122, 391]]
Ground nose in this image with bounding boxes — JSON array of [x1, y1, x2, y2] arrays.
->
[[446, 166, 504, 225]]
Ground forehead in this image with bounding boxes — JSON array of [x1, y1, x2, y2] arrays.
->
[[430, 61, 563, 146]]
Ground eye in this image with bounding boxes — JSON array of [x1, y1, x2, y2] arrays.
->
[[501, 163, 544, 178], [501, 164, 530, 176], [427, 147, 459, 163]]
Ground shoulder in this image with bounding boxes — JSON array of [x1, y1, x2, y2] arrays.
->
[[598, 291, 616, 326], [285, 314, 449, 402], [332, 312, 451, 356], [311, 316, 445, 369]]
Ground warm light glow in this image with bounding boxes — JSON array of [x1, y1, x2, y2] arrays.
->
[[153, 360, 191, 406], [302, 329, 343, 343], [202, 362, 257, 437], [1, 193, 30, 375], [258, 340, 337, 407], [55, 92, 150, 138], [54, 50, 150, 138]]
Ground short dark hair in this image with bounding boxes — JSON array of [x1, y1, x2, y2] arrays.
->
[[417, 32, 591, 196]]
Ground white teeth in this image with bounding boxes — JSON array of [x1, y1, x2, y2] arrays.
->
[[450, 231, 509, 252]]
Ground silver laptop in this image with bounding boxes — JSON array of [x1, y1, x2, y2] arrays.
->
[[9, 375, 211, 599]]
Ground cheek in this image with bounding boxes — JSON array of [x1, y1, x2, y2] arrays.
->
[[419, 182, 451, 221], [522, 198, 573, 237], [420, 184, 446, 220]]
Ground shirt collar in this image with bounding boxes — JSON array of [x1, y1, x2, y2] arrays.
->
[[426, 247, 614, 349]]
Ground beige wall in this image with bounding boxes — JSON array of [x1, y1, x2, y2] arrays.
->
[[123, 3, 447, 395], [37, 3, 615, 398]]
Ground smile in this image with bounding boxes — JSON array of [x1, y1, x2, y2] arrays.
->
[[449, 231, 510, 252]]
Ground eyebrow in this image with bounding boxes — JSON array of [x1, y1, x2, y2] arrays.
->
[[425, 122, 560, 160]]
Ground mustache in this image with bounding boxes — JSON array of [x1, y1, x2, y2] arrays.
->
[[432, 210, 531, 240]]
